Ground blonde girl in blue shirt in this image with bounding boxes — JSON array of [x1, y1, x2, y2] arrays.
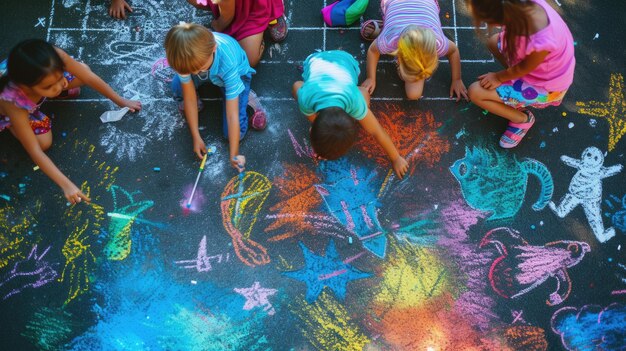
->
[[165, 22, 261, 170]]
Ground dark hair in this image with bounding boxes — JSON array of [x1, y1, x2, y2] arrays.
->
[[0, 39, 64, 93], [310, 107, 358, 160], [466, 0, 530, 63]]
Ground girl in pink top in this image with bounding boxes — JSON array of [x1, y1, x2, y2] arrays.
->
[[466, 0, 575, 148], [186, 0, 287, 67]]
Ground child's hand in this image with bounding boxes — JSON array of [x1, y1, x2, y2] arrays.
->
[[120, 98, 142, 112], [478, 72, 502, 90], [109, 0, 133, 19], [231, 155, 246, 172], [393, 156, 409, 179], [361, 78, 377, 95], [450, 79, 468, 101], [63, 183, 91, 205], [193, 138, 208, 160]]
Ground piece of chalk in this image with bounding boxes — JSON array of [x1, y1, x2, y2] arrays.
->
[[348, 237, 353, 244], [0, 194, 10, 201], [153, 167, 160, 172], [33, 165, 40, 171], [191, 280, 197, 284], [482, 110, 489, 115], [562, 112, 567, 117]]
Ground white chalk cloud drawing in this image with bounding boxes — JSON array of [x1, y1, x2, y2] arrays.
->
[[549, 147, 623, 243]]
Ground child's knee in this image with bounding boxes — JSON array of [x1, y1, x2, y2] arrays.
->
[[467, 82, 482, 101], [37, 132, 53, 151]]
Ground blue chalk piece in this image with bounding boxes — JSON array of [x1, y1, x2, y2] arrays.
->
[[531, 224, 536, 230], [608, 257, 613, 262], [539, 141, 546, 148], [153, 167, 160, 172], [0, 194, 10, 201], [573, 41, 578, 46], [62, 132, 67, 137], [348, 236, 353, 244], [18, 183, 25, 188]]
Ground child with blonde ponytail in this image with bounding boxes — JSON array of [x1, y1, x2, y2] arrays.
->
[[361, 0, 467, 101]]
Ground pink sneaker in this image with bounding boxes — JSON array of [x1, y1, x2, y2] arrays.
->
[[249, 110, 267, 130]]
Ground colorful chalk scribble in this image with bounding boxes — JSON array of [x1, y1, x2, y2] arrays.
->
[[0, 245, 57, 300], [221, 171, 272, 267], [480, 227, 590, 306], [0, 203, 39, 270], [576, 73, 626, 151], [450, 147, 554, 220], [103, 185, 154, 260]]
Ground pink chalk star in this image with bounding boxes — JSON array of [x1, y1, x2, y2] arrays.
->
[[234, 281, 277, 315]]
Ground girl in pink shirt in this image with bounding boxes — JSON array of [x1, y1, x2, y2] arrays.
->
[[466, 0, 575, 148]]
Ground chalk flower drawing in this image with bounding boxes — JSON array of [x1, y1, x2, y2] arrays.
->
[[480, 227, 590, 306], [450, 147, 553, 220], [576, 73, 626, 151], [549, 146, 623, 243]]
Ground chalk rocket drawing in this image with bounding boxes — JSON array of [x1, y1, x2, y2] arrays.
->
[[0, 245, 57, 300], [316, 159, 387, 258], [221, 171, 272, 267], [104, 185, 154, 261], [480, 227, 590, 306], [549, 147, 623, 243], [450, 147, 553, 220]]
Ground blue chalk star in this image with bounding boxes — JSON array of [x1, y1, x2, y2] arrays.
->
[[283, 239, 371, 302]]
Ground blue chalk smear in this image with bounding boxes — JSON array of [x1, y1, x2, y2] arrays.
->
[[0, 194, 10, 201], [153, 167, 160, 172]]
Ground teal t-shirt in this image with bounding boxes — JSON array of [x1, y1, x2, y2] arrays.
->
[[297, 50, 368, 120]]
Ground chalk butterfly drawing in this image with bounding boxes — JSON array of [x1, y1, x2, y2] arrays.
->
[[480, 227, 589, 306], [450, 147, 554, 220], [549, 146, 623, 243]]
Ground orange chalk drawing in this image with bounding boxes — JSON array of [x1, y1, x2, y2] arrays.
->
[[356, 103, 450, 172], [290, 291, 370, 351], [221, 171, 272, 267], [265, 163, 324, 241], [577, 73, 626, 151], [503, 326, 548, 351]]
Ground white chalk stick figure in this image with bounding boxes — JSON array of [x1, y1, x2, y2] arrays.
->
[[549, 147, 623, 242]]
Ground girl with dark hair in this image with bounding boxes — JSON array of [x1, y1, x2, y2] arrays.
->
[[466, 0, 575, 148], [0, 39, 141, 204]]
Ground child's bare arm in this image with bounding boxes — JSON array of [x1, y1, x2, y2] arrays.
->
[[211, 0, 235, 32], [8, 108, 90, 204], [292, 81, 316, 122], [56, 48, 141, 111], [495, 50, 550, 82], [224, 97, 243, 170], [359, 110, 408, 178], [362, 42, 381, 94], [181, 81, 207, 159], [445, 40, 468, 101]]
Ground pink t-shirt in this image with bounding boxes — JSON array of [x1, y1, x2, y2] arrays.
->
[[500, 0, 575, 92]]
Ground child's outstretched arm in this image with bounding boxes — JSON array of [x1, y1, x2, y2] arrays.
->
[[359, 110, 408, 179], [224, 97, 244, 171], [362, 42, 381, 95], [446, 40, 468, 101], [180, 80, 207, 160], [479, 50, 549, 90], [7, 107, 90, 204], [56, 48, 141, 111]]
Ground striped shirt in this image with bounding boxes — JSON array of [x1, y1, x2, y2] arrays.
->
[[178, 32, 255, 100], [376, 0, 449, 58]]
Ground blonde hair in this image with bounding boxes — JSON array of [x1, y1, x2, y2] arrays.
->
[[164, 22, 215, 75], [394, 25, 439, 81]]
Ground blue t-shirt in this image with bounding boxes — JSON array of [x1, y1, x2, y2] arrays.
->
[[178, 32, 255, 100], [297, 50, 368, 120]]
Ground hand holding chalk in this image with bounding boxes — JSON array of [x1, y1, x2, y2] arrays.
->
[[232, 155, 246, 172]]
